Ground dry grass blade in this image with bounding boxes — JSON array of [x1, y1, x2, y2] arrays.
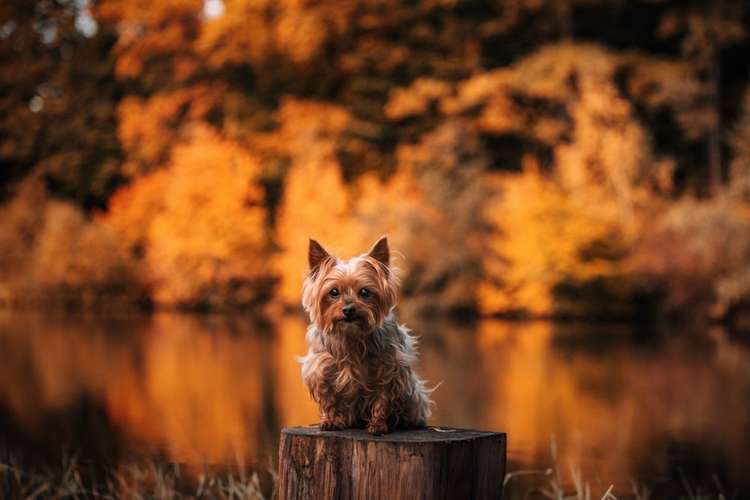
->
[[600, 484, 617, 500]]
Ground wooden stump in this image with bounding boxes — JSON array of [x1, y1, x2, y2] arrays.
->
[[278, 426, 506, 500]]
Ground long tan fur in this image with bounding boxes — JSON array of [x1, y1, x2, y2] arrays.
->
[[299, 237, 432, 434]]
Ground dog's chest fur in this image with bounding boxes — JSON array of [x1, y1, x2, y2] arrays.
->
[[301, 320, 403, 416], [316, 328, 390, 393]]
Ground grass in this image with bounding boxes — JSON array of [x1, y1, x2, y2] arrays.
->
[[500, 438, 734, 500], [0, 444, 737, 500], [0, 453, 270, 499]]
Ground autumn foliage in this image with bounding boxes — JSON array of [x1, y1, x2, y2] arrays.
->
[[106, 125, 271, 308], [1, 0, 749, 321]]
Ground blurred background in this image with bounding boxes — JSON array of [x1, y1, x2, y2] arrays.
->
[[1, 0, 750, 498]]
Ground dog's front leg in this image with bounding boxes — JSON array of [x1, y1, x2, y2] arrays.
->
[[367, 395, 389, 435], [320, 407, 348, 431], [318, 391, 351, 430]]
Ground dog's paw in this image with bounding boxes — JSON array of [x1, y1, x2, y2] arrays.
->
[[320, 421, 340, 431], [366, 421, 388, 435]]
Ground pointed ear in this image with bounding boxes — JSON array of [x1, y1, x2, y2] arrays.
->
[[308, 239, 331, 270], [367, 236, 389, 266]]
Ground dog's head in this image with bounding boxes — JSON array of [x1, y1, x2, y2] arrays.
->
[[301, 237, 399, 336]]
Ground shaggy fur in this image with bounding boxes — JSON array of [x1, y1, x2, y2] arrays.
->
[[299, 237, 432, 435]]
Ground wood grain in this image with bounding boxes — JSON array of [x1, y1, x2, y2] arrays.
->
[[278, 426, 506, 500]]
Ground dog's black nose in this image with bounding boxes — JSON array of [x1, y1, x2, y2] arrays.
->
[[342, 304, 356, 318]]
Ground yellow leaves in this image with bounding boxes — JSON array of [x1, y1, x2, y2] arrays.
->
[[447, 43, 656, 317], [101, 0, 360, 79], [271, 99, 366, 304], [117, 85, 226, 176], [276, 98, 351, 148], [441, 69, 508, 116], [197, 0, 275, 67], [197, 0, 357, 68], [479, 166, 630, 317], [32, 202, 133, 291], [272, 6, 329, 64], [274, 160, 360, 303], [96, 0, 203, 27], [512, 43, 606, 100], [554, 74, 650, 214], [273, 116, 485, 314], [105, 125, 268, 308], [272, 161, 425, 306], [104, 169, 168, 252], [117, 93, 188, 169], [0, 178, 138, 304], [97, 0, 204, 80], [384, 78, 452, 121]]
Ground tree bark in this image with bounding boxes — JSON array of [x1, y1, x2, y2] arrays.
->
[[278, 426, 506, 500]]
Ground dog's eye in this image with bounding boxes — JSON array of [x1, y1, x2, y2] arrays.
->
[[358, 288, 371, 298], [328, 288, 340, 298]]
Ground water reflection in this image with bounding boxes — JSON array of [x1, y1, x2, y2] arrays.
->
[[0, 310, 748, 495], [470, 321, 750, 493]]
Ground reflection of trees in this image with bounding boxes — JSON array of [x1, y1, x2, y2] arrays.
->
[[0, 311, 138, 427], [0, 312, 287, 467], [472, 320, 750, 488], [272, 315, 320, 428], [1, 310, 750, 490], [415, 317, 486, 428], [106, 314, 272, 465]]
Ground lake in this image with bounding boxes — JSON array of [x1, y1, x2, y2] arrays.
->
[[1, 310, 748, 498]]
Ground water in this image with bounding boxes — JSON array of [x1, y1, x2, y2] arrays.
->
[[1, 310, 749, 497]]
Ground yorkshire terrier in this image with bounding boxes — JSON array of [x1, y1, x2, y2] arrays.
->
[[299, 237, 432, 435]]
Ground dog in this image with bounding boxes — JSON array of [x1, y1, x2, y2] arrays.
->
[[299, 237, 432, 435]]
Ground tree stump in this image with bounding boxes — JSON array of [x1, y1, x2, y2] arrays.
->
[[278, 426, 506, 500]]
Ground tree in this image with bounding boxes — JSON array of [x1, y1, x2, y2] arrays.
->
[[105, 126, 271, 309], [0, 0, 122, 207]]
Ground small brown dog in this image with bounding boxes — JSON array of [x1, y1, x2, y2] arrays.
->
[[299, 237, 432, 435]]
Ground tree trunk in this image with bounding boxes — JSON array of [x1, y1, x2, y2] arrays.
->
[[278, 426, 506, 500], [707, 0, 724, 195]]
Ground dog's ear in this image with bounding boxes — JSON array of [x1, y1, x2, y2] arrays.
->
[[309, 239, 331, 270], [367, 236, 389, 266]]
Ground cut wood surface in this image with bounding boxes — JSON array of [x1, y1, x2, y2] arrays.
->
[[278, 426, 506, 500]]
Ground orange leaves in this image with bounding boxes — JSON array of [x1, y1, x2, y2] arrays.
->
[[105, 125, 269, 308], [196, 0, 276, 67], [479, 168, 628, 317], [271, 99, 365, 305], [96, 0, 203, 27], [116, 85, 226, 176], [0, 178, 139, 306], [97, 0, 204, 80], [273, 115, 486, 314], [103, 0, 361, 74], [32, 201, 134, 293], [385, 78, 452, 121], [450, 44, 662, 317], [117, 93, 189, 171], [198, 0, 356, 67]]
